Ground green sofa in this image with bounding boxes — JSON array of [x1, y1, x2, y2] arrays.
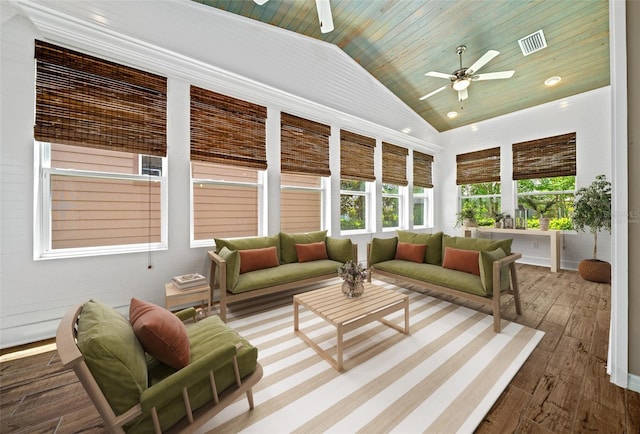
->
[[56, 300, 262, 433], [209, 230, 356, 321], [367, 231, 522, 332]]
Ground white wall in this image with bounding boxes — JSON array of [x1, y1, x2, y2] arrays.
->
[[437, 87, 612, 270]]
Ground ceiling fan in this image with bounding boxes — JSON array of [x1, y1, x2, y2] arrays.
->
[[253, 0, 334, 33], [420, 45, 514, 102]]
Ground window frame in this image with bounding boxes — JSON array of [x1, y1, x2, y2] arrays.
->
[[34, 141, 168, 260], [382, 183, 406, 231], [340, 179, 372, 234], [514, 176, 576, 228], [412, 186, 433, 229], [280, 173, 327, 233], [459, 182, 502, 226]]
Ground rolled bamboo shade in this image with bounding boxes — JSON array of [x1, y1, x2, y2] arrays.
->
[[281, 113, 331, 176], [413, 151, 434, 188], [382, 142, 408, 186], [512, 132, 576, 180], [190, 86, 267, 169], [456, 147, 501, 185], [34, 40, 167, 157], [340, 130, 376, 182]]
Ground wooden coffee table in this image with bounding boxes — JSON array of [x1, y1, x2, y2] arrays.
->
[[293, 282, 409, 371]]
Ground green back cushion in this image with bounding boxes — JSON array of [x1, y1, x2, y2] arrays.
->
[[369, 237, 398, 265], [215, 234, 281, 263], [217, 247, 240, 291], [325, 237, 354, 263], [443, 235, 512, 257], [77, 299, 148, 415], [280, 230, 327, 264], [479, 248, 511, 293], [397, 231, 443, 265]]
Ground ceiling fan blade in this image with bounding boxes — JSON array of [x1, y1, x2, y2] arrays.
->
[[253, 0, 269, 5], [458, 88, 468, 101], [425, 71, 455, 80], [316, 0, 334, 33], [419, 85, 449, 100], [473, 70, 515, 80], [467, 50, 500, 74]]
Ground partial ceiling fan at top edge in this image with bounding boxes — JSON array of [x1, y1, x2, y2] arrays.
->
[[254, 0, 334, 33]]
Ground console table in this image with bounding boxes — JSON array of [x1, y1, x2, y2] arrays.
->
[[468, 227, 561, 272]]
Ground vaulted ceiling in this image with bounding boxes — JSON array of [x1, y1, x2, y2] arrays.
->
[[197, 0, 610, 132]]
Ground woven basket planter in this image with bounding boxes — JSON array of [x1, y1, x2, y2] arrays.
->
[[578, 259, 611, 283]]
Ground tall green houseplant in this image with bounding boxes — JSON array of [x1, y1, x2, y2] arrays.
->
[[572, 174, 612, 259]]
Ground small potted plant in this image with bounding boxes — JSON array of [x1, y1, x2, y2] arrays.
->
[[521, 196, 557, 231], [572, 174, 612, 283], [455, 203, 478, 228], [337, 260, 368, 298], [492, 212, 505, 228]]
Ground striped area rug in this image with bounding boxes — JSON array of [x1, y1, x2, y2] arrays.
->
[[197, 281, 543, 434]]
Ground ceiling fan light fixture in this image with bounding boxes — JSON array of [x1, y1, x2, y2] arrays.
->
[[544, 76, 562, 86], [452, 78, 470, 91], [447, 111, 458, 119]]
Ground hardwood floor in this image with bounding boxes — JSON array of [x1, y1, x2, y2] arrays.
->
[[1, 264, 638, 433]]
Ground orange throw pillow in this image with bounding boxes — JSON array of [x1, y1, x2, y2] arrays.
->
[[395, 242, 427, 263], [239, 246, 279, 274], [129, 298, 190, 369], [295, 241, 328, 262], [442, 247, 481, 276]]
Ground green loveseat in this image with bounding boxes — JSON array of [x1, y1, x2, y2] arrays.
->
[[209, 230, 356, 321], [56, 300, 262, 433], [367, 231, 522, 332]]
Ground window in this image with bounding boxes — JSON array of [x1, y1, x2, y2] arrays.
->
[[281, 173, 324, 233], [36, 143, 167, 256], [516, 177, 575, 229], [512, 133, 576, 230], [33, 41, 167, 258], [460, 182, 501, 225], [190, 86, 267, 244], [192, 162, 262, 241], [382, 143, 408, 230], [340, 130, 375, 233], [456, 147, 501, 224], [413, 151, 434, 228], [340, 180, 370, 231]]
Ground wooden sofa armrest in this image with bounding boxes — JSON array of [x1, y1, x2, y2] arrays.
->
[[491, 252, 523, 331]]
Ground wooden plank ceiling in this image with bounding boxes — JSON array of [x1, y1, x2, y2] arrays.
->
[[196, 0, 609, 132]]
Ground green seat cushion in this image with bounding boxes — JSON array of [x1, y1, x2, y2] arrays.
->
[[215, 234, 281, 263], [369, 237, 398, 265], [325, 237, 354, 263], [479, 248, 511, 293], [280, 230, 327, 264], [443, 235, 513, 257], [76, 300, 148, 416], [232, 260, 342, 294], [397, 231, 443, 265], [132, 316, 258, 434], [372, 260, 487, 296]]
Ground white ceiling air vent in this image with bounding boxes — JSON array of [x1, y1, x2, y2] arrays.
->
[[518, 29, 547, 56]]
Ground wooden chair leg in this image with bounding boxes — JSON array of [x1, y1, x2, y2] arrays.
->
[[246, 388, 255, 410], [510, 262, 523, 315]]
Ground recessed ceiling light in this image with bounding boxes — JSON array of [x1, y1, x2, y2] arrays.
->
[[447, 111, 458, 119], [544, 76, 562, 86], [470, 124, 479, 131], [401, 127, 412, 134]]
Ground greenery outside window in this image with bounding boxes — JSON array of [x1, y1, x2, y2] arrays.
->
[[281, 173, 325, 233], [460, 182, 501, 226], [340, 180, 369, 231], [382, 183, 403, 229], [516, 176, 575, 230], [412, 187, 431, 227]]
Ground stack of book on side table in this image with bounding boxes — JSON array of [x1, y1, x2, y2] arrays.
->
[[172, 273, 207, 290]]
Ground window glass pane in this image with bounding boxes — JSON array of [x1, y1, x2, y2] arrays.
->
[[516, 176, 575, 229], [382, 196, 399, 228], [192, 162, 260, 239], [382, 183, 399, 194], [281, 173, 322, 233], [340, 180, 366, 192], [413, 197, 425, 226], [340, 194, 366, 230], [459, 182, 501, 226]]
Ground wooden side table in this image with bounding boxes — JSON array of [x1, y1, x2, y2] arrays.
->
[[164, 282, 211, 312]]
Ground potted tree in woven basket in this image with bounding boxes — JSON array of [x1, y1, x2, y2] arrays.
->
[[572, 174, 612, 283]]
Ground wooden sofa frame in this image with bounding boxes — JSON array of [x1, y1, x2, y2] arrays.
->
[[367, 244, 523, 332], [56, 303, 263, 434], [208, 245, 357, 322]]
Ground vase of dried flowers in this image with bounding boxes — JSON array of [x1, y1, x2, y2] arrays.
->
[[337, 260, 367, 298]]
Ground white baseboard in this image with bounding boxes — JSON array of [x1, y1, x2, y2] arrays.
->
[[628, 373, 640, 393]]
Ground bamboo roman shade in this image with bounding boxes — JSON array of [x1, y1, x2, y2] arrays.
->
[[456, 147, 501, 185], [382, 142, 408, 186], [281, 113, 331, 176], [413, 151, 434, 188], [512, 132, 576, 180], [190, 86, 267, 169], [34, 40, 167, 157], [340, 130, 376, 182]]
